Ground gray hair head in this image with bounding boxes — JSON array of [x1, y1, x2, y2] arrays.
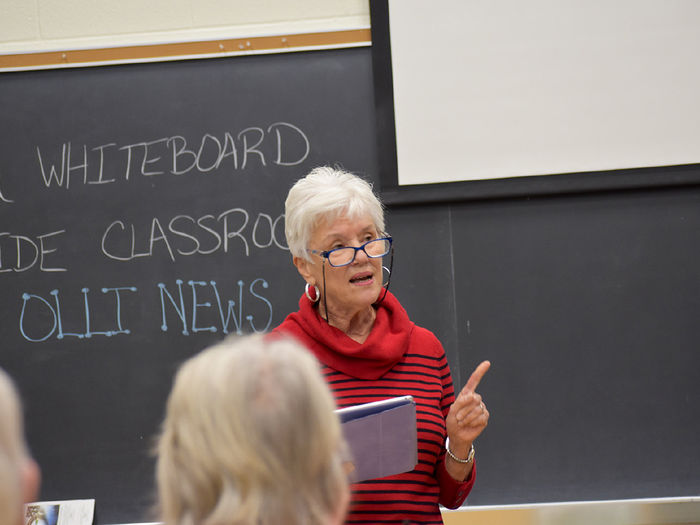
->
[[285, 166, 385, 260], [156, 334, 348, 525], [0, 368, 32, 525]]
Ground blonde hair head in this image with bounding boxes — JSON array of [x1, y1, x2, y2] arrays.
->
[[156, 335, 347, 525], [0, 368, 31, 525], [285, 166, 385, 261]]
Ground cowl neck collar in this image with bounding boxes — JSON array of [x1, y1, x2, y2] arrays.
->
[[275, 290, 413, 379]]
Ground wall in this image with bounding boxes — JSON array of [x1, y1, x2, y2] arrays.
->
[[0, 0, 369, 54]]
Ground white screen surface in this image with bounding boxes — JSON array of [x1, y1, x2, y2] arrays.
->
[[388, 0, 700, 185]]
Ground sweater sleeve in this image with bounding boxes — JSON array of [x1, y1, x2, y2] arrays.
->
[[435, 341, 476, 508], [436, 454, 476, 508]]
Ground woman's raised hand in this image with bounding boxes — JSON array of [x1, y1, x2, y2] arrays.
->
[[445, 360, 491, 455]]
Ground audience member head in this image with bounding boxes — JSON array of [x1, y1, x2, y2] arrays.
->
[[0, 368, 40, 525], [156, 334, 348, 525]]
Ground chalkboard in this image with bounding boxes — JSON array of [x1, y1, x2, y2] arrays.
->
[[0, 48, 379, 524], [386, 187, 700, 504]]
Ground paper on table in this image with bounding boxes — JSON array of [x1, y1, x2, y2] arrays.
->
[[336, 395, 417, 482]]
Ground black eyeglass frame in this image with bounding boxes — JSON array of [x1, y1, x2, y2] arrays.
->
[[308, 236, 393, 267]]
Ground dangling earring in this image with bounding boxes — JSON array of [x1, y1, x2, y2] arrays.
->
[[305, 283, 320, 303], [382, 266, 391, 287], [374, 248, 394, 306]]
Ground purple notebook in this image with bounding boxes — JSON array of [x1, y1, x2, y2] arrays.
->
[[336, 395, 417, 482]]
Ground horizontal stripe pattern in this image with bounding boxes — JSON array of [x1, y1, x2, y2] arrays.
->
[[325, 349, 456, 524]]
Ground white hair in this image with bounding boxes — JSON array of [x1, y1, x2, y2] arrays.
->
[[0, 369, 30, 525], [156, 334, 348, 525], [285, 166, 385, 260]]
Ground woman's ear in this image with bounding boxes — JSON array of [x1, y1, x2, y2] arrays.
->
[[293, 255, 314, 284], [329, 483, 350, 525], [22, 458, 40, 506]]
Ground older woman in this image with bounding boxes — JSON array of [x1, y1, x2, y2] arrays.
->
[[0, 368, 40, 525], [274, 166, 490, 524], [156, 335, 349, 525]]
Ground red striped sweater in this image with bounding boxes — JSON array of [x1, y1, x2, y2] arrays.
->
[[273, 291, 475, 524]]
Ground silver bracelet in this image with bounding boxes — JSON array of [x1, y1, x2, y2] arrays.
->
[[445, 437, 475, 464]]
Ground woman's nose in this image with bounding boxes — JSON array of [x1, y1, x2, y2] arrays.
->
[[352, 245, 370, 263]]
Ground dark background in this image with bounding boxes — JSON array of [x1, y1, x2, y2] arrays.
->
[[1, 22, 699, 525], [386, 190, 700, 504], [0, 48, 380, 523]]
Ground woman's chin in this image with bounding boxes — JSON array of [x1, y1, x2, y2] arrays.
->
[[355, 282, 383, 304], [325, 281, 383, 310]]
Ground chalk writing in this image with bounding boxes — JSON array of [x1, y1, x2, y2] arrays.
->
[[158, 278, 273, 335], [35, 123, 310, 189], [0, 230, 66, 273], [18, 278, 273, 342], [19, 286, 137, 342], [0, 176, 13, 203], [100, 208, 286, 262]]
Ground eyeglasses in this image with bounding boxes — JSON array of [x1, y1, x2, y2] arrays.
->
[[308, 237, 392, 267]]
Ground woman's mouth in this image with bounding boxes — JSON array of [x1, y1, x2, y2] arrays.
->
[[349, 272, 374, 284]]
